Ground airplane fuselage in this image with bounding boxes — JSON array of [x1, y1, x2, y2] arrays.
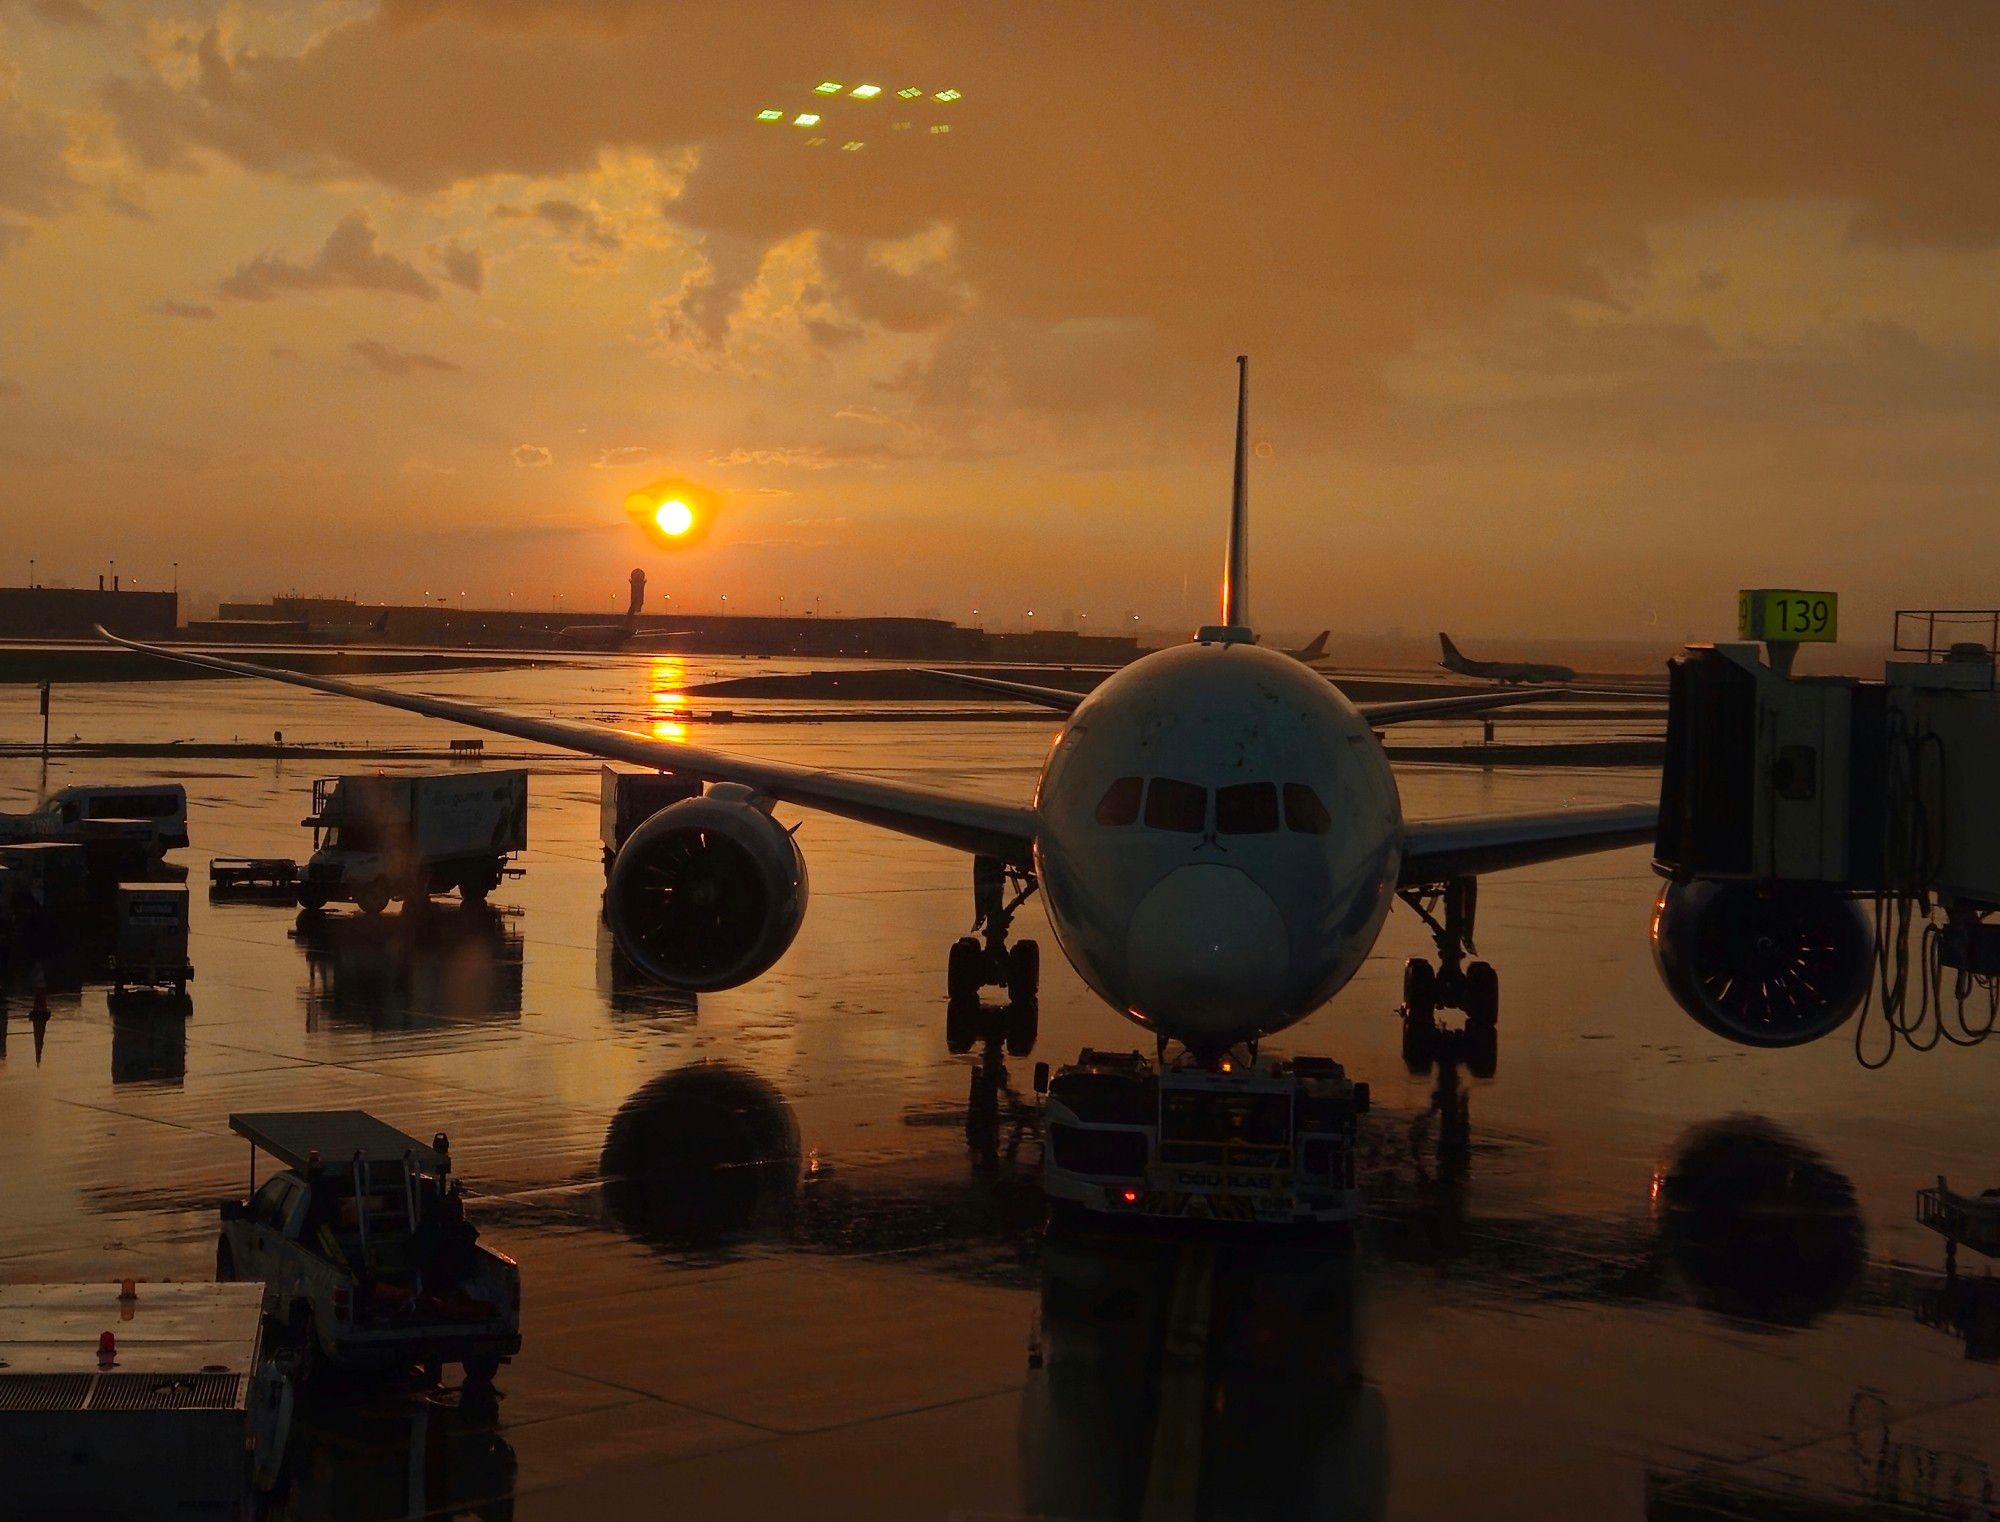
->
[[1032, 637, 1402, 1049]]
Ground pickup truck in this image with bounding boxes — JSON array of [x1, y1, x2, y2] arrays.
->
[[216, 1111, 522, 1386]]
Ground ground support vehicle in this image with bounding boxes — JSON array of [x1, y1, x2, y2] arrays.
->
[[1038, 1049, 1368, 1227], [297, 770, 526, 914], [217, 1111, 522, 1386], [0, 1280, 292, 1518], [111, 881, 193, 995], [209, 856, 302, 900]]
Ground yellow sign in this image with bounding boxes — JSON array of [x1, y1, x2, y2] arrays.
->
[[1738, 588, 1838, 643]]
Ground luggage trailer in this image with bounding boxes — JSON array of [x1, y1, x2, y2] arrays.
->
[[1038, 1050, 1368, 1226]]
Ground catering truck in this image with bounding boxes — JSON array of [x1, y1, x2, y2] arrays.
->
[[297, 770, 526, 914]]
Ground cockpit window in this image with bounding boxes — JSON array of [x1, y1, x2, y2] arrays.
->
[[1215, 782, 1279, 835], [1144, 778, 1207, 833], [1284, 783, 1332, 835], [1095, 776, 1142, 826]]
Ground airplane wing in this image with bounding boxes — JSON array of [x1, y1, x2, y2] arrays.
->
[[96, 630, 1038, 865], [915, 668, 1087, 713], [1397, 802, 1657, 883], [1357, 687, 1568, 726], [914, 670, 1568, 726]]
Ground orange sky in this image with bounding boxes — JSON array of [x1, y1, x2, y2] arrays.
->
[[1, 0, 1996, 640]]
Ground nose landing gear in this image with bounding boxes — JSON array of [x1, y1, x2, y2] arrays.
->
[[948, 858, 1042, 1162], [1398, 877, 1498, 1078], [945, 857, 1040, 1056]]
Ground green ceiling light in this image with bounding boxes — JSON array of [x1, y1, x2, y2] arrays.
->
[[841, 140, 864, 151], [756, 109, 784, 121], [896, 86, 924, 99], [814, 81, 843, 95], [850, 84, 882, 99], [934, 88, 961, 102], [793, 112, 821, 126]]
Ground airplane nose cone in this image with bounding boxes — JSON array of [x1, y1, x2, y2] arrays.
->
[[1125, 864, 1290, 1032]]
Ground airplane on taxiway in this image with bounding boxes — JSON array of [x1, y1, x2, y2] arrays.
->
[[103, 358, 1658, 1064], [1437, 631, 1576, 685]]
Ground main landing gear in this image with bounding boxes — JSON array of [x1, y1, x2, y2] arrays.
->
[[1398, 877, 1498, 1080], [947, 857, 1041, 1165]]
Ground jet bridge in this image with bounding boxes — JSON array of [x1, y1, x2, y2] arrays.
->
[[1652, 601, 2000, 1061]]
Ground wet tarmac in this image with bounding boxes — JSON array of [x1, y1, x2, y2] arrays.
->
[[2, 661, 1997, 1520]]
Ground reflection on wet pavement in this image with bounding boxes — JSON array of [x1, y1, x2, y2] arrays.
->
[[3, 665, 1998, 1518]]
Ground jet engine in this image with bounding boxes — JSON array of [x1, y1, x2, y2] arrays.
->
[[1651, 880, 1873, 1047], [605, 785, 808, 991]]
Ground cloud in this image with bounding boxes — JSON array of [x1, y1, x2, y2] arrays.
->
[[0, 221, 27, 259], [220, 210, 441, 301], [350, 339, 461, 375], [590, 445, 650, 467], [511, 443, 551, 466], [145, 299, 217, 319], [709, 443, 896, 470], [30, 0, 105, 26], [431, 238, 484, 293], [1, 60, 84, 220]]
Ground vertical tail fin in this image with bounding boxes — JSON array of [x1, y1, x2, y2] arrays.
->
[[1438, 632, 1460, 667], [1221, 355, 1250, 630], [1302, 630, 1328, 660]]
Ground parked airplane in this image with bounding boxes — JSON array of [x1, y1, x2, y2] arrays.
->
[[556, 569, 690, 651], [106, 359, 1833, 1110], [1437, 631, 1575, 685], [1285, 629, 1330, 664]]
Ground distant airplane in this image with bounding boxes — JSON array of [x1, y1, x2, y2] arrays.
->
[[1437, 632, 1575, 685], [557, 569, 690, 651], [1284, 629, 1330, 664]]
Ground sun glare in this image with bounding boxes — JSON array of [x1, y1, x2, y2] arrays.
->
[[655, 499, 695, 537]]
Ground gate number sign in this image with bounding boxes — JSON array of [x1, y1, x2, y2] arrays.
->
[[1738, 588, 1838, 643]]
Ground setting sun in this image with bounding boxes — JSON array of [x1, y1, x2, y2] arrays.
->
[[655, 499, 695, 537]]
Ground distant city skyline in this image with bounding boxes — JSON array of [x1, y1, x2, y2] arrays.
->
[[3, 2, 1996, 643]]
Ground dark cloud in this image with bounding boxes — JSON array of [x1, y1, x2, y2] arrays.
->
[[1, 61, 83, 219], [145, 299, 217, 319], [220, 210, 441, 301], [0, 220, 27, 259], [511, 443, 551, 466], [29, 0, 105, 26], [432, 238, 484, 292], [350, 338, 461, 375]]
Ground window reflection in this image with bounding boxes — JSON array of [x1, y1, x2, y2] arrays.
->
[[1216, 782, 1278, 834], [1144, 778, 1207, 833]]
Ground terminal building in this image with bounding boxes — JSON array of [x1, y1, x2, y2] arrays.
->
[[0, 582, 178, 640], [195, 596, 1141, 664]]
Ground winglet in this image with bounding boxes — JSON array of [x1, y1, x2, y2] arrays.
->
[[1221, 355, 1250, 631]]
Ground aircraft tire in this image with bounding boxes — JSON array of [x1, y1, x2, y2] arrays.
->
[[1466, 961, 1499, 1029], [1402, 958, 1436, 1019], [1007, 939, 1041, 1004], [947, 936, 982, 1004]]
